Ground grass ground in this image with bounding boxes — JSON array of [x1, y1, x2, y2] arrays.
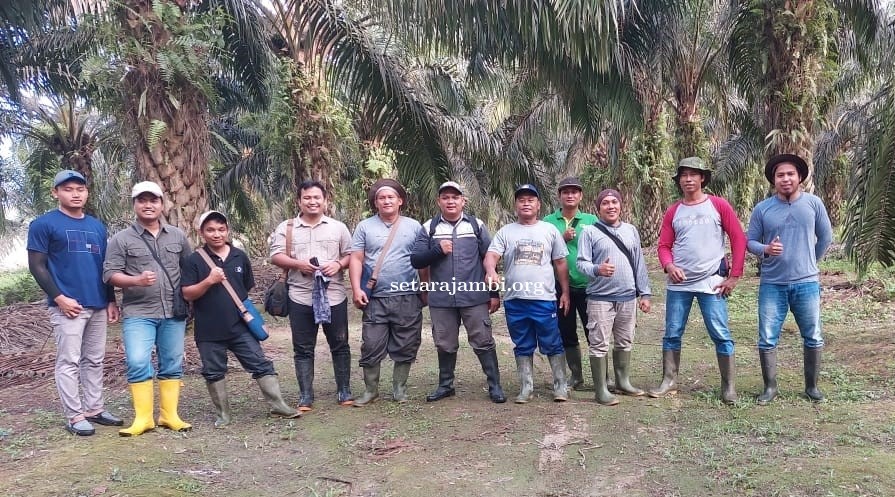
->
[[1, 254, 893, 497]]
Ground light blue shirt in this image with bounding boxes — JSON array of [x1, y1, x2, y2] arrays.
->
[[351, 214, 421, 297]]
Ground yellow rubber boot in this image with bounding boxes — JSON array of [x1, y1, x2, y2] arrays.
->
[[119, 380, 156, 437], [157, 379, 192, 432]]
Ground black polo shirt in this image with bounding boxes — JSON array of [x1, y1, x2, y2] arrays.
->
[[181, 244, 255, 342]]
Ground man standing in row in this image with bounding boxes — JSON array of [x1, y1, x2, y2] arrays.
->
[[270, 181, 354, 411], [485, 184, 570, 403], [747, 154, 832, 403], [104, 181, 193, 436], [411, 181, 506, 404], [27, 170, 122, 436], [542, 177, 597, 390], [577, 189, 652, 406], [650, 158, 746, 404], [349, 179, 425, 406]]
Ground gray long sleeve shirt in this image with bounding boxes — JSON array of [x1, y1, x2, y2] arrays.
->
[[577, 222, 651, 302]]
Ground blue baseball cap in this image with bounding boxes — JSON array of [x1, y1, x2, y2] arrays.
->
[[514, 184, 540, 199], [53, 170, 86, 188]]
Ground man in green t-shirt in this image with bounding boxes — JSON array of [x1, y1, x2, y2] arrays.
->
[[543, 177, 598, 389]]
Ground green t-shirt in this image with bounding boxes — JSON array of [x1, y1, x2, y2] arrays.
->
[[543, 210, 598, 289]]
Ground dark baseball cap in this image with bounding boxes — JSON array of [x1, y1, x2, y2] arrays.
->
[[514, 184, 540, 199], [53, 170, 86, 188], [557, 177, 583, 191]]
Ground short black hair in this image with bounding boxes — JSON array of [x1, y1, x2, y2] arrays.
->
[[298, 180, 327, 197]]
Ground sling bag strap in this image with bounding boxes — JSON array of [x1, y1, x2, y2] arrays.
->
[[368, 216, 402, 289], [196, 247, 254, 323], [592, 222, 642, 297], [280, 218, 295, 282], [135, 226, 179, 294]]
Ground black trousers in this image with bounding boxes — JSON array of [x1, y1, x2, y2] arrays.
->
[[557, 286, 589, 348], [288, 299, 351, 362], [196, 328, 275, 382]]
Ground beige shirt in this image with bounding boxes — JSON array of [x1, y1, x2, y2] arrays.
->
[[269, 215, 352, 306]]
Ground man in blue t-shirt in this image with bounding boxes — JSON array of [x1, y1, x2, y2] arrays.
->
[[27, 170, 122, 436], [747, 154, 833, 404]]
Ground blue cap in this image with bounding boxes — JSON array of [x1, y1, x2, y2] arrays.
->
[[53, 170, 86, 188], [514, 184, 540, 199]]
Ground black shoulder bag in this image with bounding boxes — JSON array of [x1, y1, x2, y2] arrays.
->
[[592, 222, 642, 297], [137, 232, 190, 319]]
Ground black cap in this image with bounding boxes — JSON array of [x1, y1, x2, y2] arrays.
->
[[765, 154, 809, 183], [557, 177, 583, 191], [514, 184, 540, 199]]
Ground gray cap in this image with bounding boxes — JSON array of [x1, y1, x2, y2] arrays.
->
[[437, 181, 464, 195], [53, 170, 86, 188]]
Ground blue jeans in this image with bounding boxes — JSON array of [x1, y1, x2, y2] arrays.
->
[[663, 290, 734, 356], [758, 282, 823, 350], [122, 317, 186, 383], [504, 299, 564, 357]]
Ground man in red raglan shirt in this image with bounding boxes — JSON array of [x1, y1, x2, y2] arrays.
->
[[647, 157, 746, 404]]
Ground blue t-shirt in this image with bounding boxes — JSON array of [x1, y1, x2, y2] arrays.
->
[[27, 209, 109, 309]]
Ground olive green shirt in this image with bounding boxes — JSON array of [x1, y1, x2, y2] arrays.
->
[[543, 210, 598, 289]]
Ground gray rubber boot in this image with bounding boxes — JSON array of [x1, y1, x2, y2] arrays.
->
[[353, 363, 380, 407], [565, 346, 585, 390], [333, 352, 354, 406], [476, 349, 507, 403], [426, 351, 457, 402], [717, 353, 738, 404], [647, 349, 681, 398], [548, 354, 569, 401], [392, 362, 412, 403], [256, 375, 301, 418], [206, 379, 231, 428], [295, 358, 315, 412], [803, 347, 825, 402], [591, 356, 619, 405], [757, 348, 778, 405], [514, 356, 534, 404], [612, 349, 644, 396]]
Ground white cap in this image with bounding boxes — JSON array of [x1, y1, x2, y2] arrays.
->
[[437, 181, 464, 195], [131, 181, 164, 199], [197, 210, 228, 229]]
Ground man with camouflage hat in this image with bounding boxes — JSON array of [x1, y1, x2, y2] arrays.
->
[[649, 157, 746, 404], [747, 154, 832, 404]]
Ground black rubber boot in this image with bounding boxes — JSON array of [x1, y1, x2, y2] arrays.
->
[[476, 349, 506, 403], [647, 349, 680, 398], [426, 351, 457, 402], [804, 346, 825, 402], [333, 352, 354, 406], [757, 348, 778, 405], [565, 346, 585, 390], [295, 358, 315, 412], [716, 353, 738, 404], [612, 349, 644, 396]]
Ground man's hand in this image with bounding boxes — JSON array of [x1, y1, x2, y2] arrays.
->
[[54, 295, 83, 318], [664, 263, 686, 284], [137, 270, 157, 287], [352, 288, 369, 309], [485, 271, 502, 291], [488, 297, 500, 314], [563, 227, 576, 242], [597, 257, 615, 277], [107, 302, 120, 323], [320, 260, 342, 277], [713, 276, 740, 298], [206, 267, 226, 285], [765, 235, 783, 257], [638, 298, 651, 313], [439, 239, 453, 255], [558, 293, 570, 316], [296, 259, 319, 276], [420, 291, 428, 307]]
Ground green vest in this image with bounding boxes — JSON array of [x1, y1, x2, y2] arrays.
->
[[543, 210, 598, 289]]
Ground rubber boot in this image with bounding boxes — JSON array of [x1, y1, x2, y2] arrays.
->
[[612, 349, 644, 396], [353, 363, 380, 407], [548, 354, 569, 402], [157, 379, 192, 432], [392, 362, 412, 403], [803, 346, 825, 402], [206, 379, 231, 428], [333, 353, 354, 406], [476, 349, 506, 403], [295, 358, 315, 412], [119, 380, 156, 437], [565, 346, 585, 390], [757, 348, 778, 405], [257, 375, 301, 418], [514, 356, 534, 404], [426, 351, 457, 402], [647, 349, 680, 398], [591, 356, 619, 405], [717, 353, 738, 404]]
